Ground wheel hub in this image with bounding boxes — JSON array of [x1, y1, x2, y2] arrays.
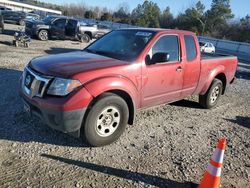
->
[[102, 114, 112, 126], [96, 106, 120, 137]]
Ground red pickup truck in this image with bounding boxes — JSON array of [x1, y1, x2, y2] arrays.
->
[[19, 29, 238, 146]]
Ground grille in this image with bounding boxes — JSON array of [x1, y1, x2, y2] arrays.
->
[[22, 67, 52, 98]]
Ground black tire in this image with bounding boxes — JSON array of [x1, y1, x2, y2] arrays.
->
[[199, 78, 223, 109], [13, 40, 18, 47], [38, 30, 48, 41], [80, 33, 90, 43], [83, 93, 129, 147], [25, 42, 29, 48]]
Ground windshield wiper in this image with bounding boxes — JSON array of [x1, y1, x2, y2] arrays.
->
[[85, 49, 127, 61], [85, 49, 108, 57]]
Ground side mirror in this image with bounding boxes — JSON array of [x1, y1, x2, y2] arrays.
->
[[145, 54, 151, 65], [151, 52, 170, 64]]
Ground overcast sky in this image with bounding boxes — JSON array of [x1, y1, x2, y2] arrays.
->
[[40, 0, 249, 18]]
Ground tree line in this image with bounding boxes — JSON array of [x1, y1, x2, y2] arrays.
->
[[15, 0, 250, 42]]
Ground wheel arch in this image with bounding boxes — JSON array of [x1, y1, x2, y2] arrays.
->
[[83, 76, 139, 126], [106, 89, 135, 125], [215, 73, 226, 95], [200, 66, 227, 95]]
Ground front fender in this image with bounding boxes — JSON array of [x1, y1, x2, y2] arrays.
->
[[200, 65, 225, 95], [84, 75, 140, 108]]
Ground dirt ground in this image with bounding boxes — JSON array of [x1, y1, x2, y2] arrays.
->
[[0, 24, 249, 188]]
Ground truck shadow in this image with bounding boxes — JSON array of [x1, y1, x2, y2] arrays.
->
[[170, 100, 202, 109], [2, 28, 16, 36], [225, 116, 250, 129], [0, 68, 88, 147], [0, 40, 13, 46], [41, 154, 198, 188], [44, 47, 82, 54]]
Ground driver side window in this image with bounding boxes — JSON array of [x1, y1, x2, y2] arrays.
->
[[53, 18, 66, 29], [150, 35, 180, 62]]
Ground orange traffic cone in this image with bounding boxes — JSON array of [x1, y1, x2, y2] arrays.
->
[[198, 138, 226, 188]]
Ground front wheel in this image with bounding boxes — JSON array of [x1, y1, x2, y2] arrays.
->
[[83, 93, 129, 147], [38, 30, 48, 41], [199, 78, 223, 109]]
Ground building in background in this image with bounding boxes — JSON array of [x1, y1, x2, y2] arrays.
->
[[0, 0, 62, 15]]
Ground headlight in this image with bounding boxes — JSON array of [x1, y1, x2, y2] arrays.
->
[[47, 78, 82, 96]]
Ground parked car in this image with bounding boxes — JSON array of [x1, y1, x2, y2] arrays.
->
[[0, 6, 11, 11], [25, 12, 40, 21], [1, 10, 26, 25], [199, 41, 216, 53], [29, 10, 47, 19], [96, 24, 112, 37], [0, 11, 4, 33], [25, 16, 96, 42], [19, 29, 238, 146], [77, 23, 111, 42]]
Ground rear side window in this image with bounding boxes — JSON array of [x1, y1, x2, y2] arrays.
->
[[184, 35, 197, 61], [152, 35, 180, 62]]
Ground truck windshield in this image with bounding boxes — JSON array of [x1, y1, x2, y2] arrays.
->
[[85, 30, 155, 61], [43, 16, 56, 24]]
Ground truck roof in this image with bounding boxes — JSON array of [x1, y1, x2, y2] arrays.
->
[[118, 27, 195, 35]]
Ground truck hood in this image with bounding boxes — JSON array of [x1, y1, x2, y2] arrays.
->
[[26, 19, 46, 25], [29, 51, 129, 77], [26, 20, 49, 30]]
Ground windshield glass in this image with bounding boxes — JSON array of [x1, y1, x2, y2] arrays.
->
[[85, 30, 155, 61], [43, 16, 56, 24], [199, 42, 205, 46]]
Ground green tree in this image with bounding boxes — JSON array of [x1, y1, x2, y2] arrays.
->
[[190, 1, 206, 34], [84, 10, 97, 19], [131, 1, 160, 28], [205, 0, 234, 36], [113, 6, 131, 23], [100, 12, 113, 21], [160, 7, 174, 28], [222, 15, 250, 42], [174, 1, 206, 35]]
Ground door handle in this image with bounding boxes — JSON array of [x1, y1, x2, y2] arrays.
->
[[176, 66, 183, 72]]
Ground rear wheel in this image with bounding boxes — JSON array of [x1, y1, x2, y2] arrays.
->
[[80, 33, 90, 43], [38, 30, 48, 41], [83, 93, 129, 147], [199, 78, 223, 109]]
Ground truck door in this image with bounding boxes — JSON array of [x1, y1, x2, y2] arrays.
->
[[141, 35, 184, 107], [50, 18, 66, 39], [65, 19, 78, 38], [181, 35, 200, 97]]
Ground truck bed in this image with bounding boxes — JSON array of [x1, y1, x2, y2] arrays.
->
[[201, 53, 236, 60], [194, 53, 238, 95]]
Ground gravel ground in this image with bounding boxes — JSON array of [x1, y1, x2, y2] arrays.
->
[[0, 24, 249, 188]]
